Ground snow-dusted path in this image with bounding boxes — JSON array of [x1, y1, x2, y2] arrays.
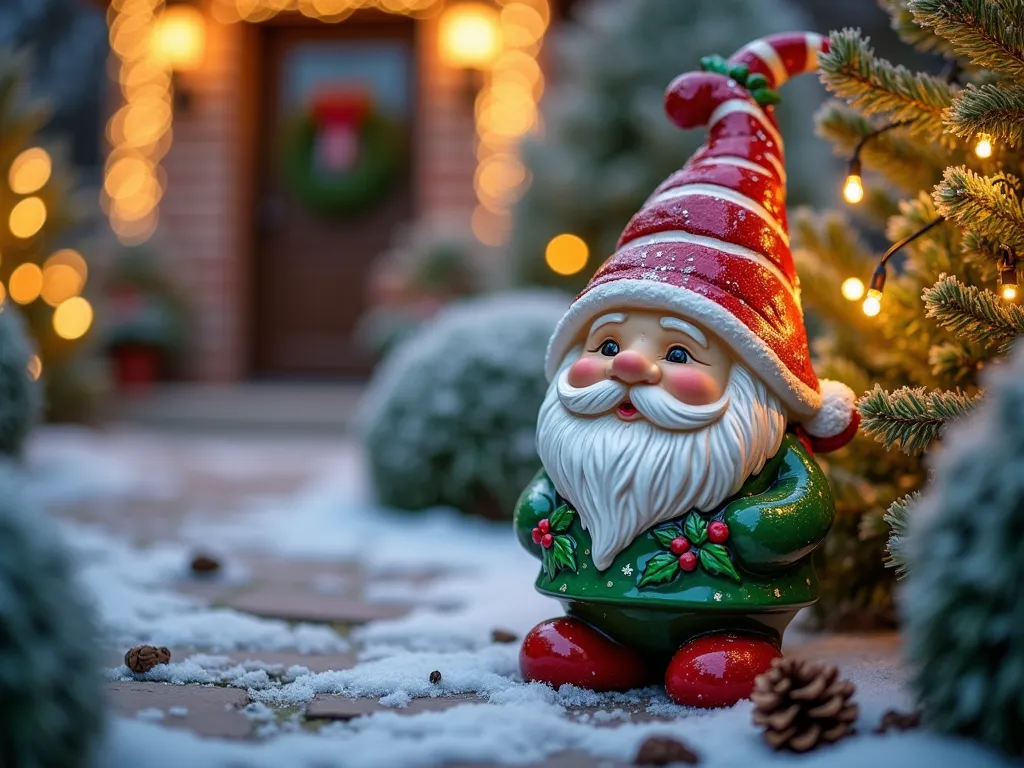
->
[[25, 426, 1015, 768]]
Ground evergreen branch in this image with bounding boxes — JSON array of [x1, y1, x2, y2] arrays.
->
[[946, 82, 1024, 146], [815, 100, 945, 191], [933, 166, 1024, 249], [878, 0, 957, 55], [883, 491, 921, 576], [910, 0, 1024, 78], [858, 384, 979, 455], [928, 340, 985, 382], [818, 28, 956, 141], [923, 274, 1024, 352]]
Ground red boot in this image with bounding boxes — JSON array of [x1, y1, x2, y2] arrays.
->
[[520, 617, 649, 691], [665, 633, 781, 708]]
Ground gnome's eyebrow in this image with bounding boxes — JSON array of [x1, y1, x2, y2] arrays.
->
[[589, 313, 627, 337], [660, 317, 708, 348]]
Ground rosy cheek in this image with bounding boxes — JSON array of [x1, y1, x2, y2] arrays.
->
[[662, 366, 721, 405], [567, 357, 606, 388]]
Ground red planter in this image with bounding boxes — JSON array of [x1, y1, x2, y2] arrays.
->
[[111, 344, 163, 390]]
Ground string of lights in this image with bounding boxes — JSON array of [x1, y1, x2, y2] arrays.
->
[[104, 0, 549, 248]]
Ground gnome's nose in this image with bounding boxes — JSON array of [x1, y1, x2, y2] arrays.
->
[[611, 350, 661, 385]]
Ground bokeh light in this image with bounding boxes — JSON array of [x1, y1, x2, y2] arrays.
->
[[9, 197, 47, 239], [9, 263, 44, 305], [53, 297, 94, 340], [439, 2, 501, 68], [42, 264, 85, 307], [8, 148, 52, 195], [545, 233, 589, 276], [841, 277, 865, 302]]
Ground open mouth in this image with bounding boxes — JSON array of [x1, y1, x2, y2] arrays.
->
[[616, 400, 638, 419]]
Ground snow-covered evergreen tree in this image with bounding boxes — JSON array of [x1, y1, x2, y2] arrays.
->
[[0, 306, 39, 457], [362, 291, 568, 518], [903, 343, 1024, 755], [790, 0, 1024, 627], [508, 0, 829, 290], [0, 464, 105, 766]]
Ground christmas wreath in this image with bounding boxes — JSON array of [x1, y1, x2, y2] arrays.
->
[[280, 90, 403, 216]]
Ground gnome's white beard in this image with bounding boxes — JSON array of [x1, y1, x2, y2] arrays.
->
[[536, 359, 787, 571]]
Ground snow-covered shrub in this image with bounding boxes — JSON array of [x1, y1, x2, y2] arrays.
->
[[0, 464, 104, 766], [903, 346, 1024, 754], [0, 307, 41, 457], [362, 291, 569, 518]]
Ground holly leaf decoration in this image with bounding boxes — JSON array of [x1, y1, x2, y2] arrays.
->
[[684, 512, 708, 547], [699, 543, 742, 583], [752, 88, 782, 107], [552, 535, 577, 573], [652, 526, 683, 549], [638, 553, 680, 587], [549, 504, 575, 534], [542, 547, 556, 581]]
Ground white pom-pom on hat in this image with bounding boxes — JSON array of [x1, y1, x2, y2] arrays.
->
[[800, 379, 859, 453]]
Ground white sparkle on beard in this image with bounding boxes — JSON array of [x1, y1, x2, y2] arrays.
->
[[536, 359, 787, 571]]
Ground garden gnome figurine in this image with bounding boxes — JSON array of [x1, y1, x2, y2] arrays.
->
[[514, 32, 859, 708]]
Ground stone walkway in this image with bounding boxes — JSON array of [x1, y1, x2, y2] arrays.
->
[[31, 427, 906, 768]]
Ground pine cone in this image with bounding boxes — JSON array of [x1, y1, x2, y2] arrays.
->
[[491, 628, 518, 644], [875, 709, 921, 733], [634, 736, 699, 765], [751, 657, 858, 752], [125, 645, 171, 674], [190, 553, 221, 575]]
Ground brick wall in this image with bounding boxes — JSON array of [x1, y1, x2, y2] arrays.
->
[[159, 4, 477, 382]]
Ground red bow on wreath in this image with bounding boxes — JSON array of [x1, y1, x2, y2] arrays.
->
[[310, 89, 372, 174]]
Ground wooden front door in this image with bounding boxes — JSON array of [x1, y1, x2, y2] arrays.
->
[[252, 17, 416, 378]]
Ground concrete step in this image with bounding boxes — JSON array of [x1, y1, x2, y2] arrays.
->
[[105, 383, 365, 435]]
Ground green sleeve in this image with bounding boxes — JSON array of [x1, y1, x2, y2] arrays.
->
[[724, 435, 835, 574], [513, 468, 559, 558]]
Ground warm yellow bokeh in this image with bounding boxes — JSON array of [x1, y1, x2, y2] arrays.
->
[[45, 249, 89, 283], [841, 277, 865, 302], [545, 234, 589, 276], [9, 197, 47, 239], [42, 264, 84, 307], [152, 5, 206, 71], [9, 263, 43, 305], [439, 3, 501, 68], [8, 148, 52, 195], [27, 355, 42, 382], [53, 297, 94, 340]]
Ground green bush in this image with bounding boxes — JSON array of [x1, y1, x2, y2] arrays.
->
[[0, 465, 105, 766], [362, 291, 568, 518], [903, 346, 1024, 755], [0, 307, 40, 457]]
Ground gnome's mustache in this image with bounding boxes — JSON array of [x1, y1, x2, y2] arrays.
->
[[555, 368, 730, 431]]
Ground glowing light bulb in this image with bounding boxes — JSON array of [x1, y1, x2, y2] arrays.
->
[[975, 134, 994, 159], [841, 277, 865, 302], [862, 289, 883, 317], [843, 174, 864, 204], [1002, 284, 1018, 301]]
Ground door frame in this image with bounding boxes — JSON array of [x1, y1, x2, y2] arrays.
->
[[242, 10, 422, 379]]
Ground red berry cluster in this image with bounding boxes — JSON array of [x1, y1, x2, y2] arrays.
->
[[669, 521, 729, 571], [531, 518, 553, 549]]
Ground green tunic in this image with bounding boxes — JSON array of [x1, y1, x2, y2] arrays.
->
[[513, 434, 834, 656]]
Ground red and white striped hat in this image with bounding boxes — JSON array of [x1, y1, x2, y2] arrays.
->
[[545, 32, 859, 453]]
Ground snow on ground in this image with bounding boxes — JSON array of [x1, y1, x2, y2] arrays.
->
[[20, 427, 1018, 767]]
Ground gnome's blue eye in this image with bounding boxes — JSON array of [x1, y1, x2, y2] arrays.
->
[[599, 340, 620, 357], [666, 346, 690, 364]]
